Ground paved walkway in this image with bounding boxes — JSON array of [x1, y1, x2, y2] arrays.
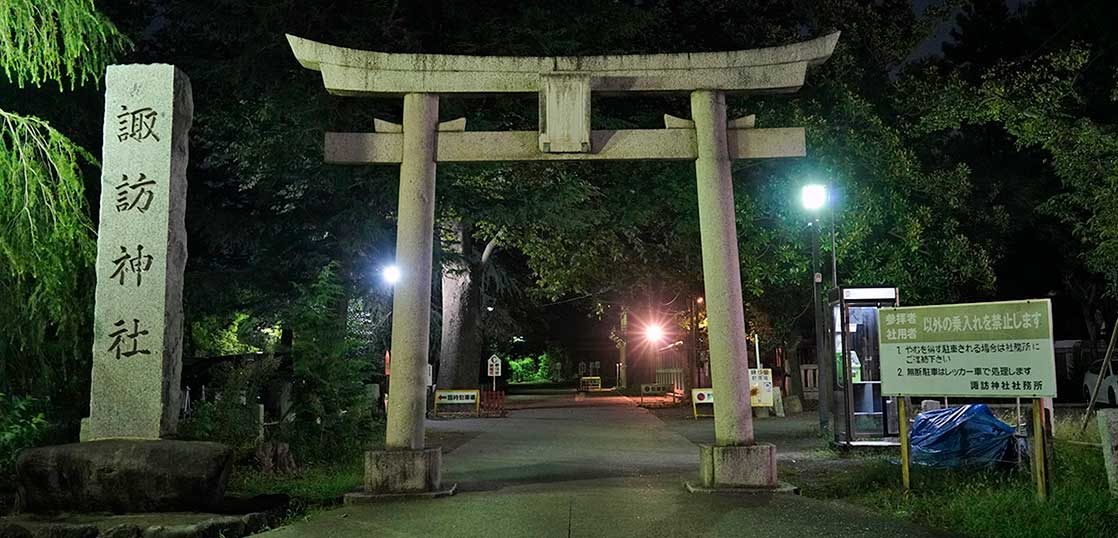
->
[[263, 391, 949, 537]]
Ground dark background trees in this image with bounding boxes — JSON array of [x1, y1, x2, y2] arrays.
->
[[3, 0, 1117, 449]]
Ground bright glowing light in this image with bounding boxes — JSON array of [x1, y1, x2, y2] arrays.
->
[[382, 265, 401, 285], [486, 306, 495, 312], [801, 184, 827, 211], [696, 296, 704, 304], [645, 324, 665, 343]]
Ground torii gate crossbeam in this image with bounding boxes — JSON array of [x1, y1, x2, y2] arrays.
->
[[288, 32, 839, 500]]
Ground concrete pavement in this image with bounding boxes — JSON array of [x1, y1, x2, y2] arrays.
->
[[262, 391, 950, 537]]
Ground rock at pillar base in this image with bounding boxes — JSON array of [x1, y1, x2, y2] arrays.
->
[[15, 440, 232, 513], [697, 443, 778, 489], [343, 447, 456, 503], [784, 394, 804, 414], [1098, 409, 1118, 496]]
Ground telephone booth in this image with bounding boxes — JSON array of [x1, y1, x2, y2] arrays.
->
[[828, 286, 901, 446]]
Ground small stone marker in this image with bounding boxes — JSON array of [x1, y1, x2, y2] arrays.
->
[[772, 387, 785, 417], [1099, 409, 1118, 496], [81, 64, 192, 441]]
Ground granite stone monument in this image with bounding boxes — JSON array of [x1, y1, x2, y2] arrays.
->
[[81, 64, 191, 441]]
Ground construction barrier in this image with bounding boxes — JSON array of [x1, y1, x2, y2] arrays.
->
[[480, 390, 506, 417]]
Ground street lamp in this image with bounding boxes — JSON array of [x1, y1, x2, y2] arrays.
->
[[644, 323, 665, 344], [801, 183, 837, 288], [382, 265, 401, 285], [802, 182, 837, 439]]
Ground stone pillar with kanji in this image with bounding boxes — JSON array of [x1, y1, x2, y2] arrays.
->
[[81, 64, 192, 441]]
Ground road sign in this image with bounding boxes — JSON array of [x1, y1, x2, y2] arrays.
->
[[750, 369, 774, 407], [487, 355, 502, 391], [433, 389, 480, 416], [690, 369, 773, 419], [692, 388, 715, 418], [879, 299, 1056, 398]]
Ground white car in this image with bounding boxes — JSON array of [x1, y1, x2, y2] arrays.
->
[[1083, 359, 1118, 405]]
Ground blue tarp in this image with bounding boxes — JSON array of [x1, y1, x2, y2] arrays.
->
[[909, 404, 1018, 468]]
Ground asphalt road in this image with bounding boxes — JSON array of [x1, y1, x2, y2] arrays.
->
[[263, 390, 951, 537]]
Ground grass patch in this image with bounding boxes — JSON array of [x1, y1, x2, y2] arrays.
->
[[227, 457, 363, 521], [811, 415, 1118, 538]]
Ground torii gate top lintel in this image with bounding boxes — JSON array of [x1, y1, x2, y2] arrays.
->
[[287, 33, 838, 161], [286, 32, 839, 97]]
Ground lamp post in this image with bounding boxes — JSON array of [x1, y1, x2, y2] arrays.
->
[[802, 184, 833, 438]]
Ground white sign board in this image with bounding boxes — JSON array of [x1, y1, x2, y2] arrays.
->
[[688, 369, 773, 411], [693, 388, 714, 403], [433, 389, 480, 416], [434, 389, 479, 405], [487, 355, 502, 377], [750, 368, 774, 407], [878, 299, 1056, 398]]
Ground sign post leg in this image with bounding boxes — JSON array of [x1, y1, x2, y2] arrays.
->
[[1032, 398, 1049, 500], [898, 397, 910, 491]]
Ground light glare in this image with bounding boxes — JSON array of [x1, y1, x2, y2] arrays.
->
[[801, 184, 827, 211], [382, 265, 401, 284], [645, 324, 665, 343]]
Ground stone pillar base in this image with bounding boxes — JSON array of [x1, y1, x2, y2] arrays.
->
[[343, 447, 455, 502], [697, 443, 778, 489]]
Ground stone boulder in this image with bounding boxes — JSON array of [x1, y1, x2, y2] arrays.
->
[[15, 440, 232, 514]]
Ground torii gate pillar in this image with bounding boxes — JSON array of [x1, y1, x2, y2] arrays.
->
[[355, 93, 452, 500], [691, 90, 776, 490]]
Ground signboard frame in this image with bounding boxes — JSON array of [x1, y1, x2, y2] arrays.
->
[[433, 389, 481, 417], [877, 299, 1056, 399]]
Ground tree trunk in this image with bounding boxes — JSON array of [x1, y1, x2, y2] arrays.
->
[[786, 339, 804, 398], [437, 220, 485, 389]]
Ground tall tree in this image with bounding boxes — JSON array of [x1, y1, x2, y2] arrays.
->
[[0, 0, 128, 398]]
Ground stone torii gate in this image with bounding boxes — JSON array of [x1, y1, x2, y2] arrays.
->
[[287, 32, 838, 499]]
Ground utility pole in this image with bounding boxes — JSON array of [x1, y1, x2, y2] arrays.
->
[[619, 308, 628, 389], [688, 296, 702, 394]]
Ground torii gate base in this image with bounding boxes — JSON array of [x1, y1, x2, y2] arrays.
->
[[289, 32, 839, 499]]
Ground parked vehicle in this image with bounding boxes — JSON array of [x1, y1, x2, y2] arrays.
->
[[1083, 359, 1118, 405]]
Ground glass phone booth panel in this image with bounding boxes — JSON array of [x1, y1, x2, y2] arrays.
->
[[828, 287, 900, 446]]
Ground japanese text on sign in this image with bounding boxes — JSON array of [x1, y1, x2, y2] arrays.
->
[[879, 299, 1056, 397]]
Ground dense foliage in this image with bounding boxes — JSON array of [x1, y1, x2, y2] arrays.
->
[[507, 353, 562, 384], [4, 0, 1118, 461]]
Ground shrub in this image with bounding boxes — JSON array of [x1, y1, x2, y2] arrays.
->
[[508, 356, 536, 382], [178, 359, 276, 459], [271, 263, 376, 464], [0, 393, 47, 479]]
